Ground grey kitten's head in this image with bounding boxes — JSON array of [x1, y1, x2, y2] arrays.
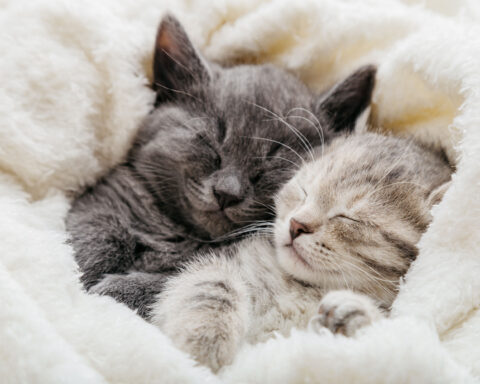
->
[[131, 14, 376, 240], [274, 133, 452, 304]]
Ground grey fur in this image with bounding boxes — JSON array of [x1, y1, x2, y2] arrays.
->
[[66, 14, 375, 317]]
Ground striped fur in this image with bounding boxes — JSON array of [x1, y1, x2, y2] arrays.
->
[[275, 133, 452, 303], [151, 132, 452, 371]]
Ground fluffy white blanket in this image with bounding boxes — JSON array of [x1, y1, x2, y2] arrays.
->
[[2, 0, 480, 383]]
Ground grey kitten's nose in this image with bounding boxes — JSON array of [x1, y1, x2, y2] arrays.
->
[[213, 174, 244, 210], [290, 218, 312, 241], [214, 189, 243, 210]]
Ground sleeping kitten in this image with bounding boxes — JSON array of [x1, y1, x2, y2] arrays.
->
[[151, 132, 452, 371], [65, 14, 376, 317]]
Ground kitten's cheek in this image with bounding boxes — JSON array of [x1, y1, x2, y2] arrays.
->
[[274, 220, 290, 247], [276, 207, 287, 221], [276, 248, 292, 272]]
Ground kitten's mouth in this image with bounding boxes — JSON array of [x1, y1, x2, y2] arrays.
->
[[203, 208, 232, 220], [285, 244, 311, 269], [196, 209, 238, 239]]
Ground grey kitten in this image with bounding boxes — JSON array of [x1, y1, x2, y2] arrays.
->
[[151, 132, 452, 371], [66, 14, 375, 317]]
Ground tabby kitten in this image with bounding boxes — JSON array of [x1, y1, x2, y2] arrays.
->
[[66, 14, 376, 317], [151, 132, 452, 372]]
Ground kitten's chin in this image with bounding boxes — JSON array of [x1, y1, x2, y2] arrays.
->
[[192, 210, 237, 240], [276, 245, 344, 288], [276, 246, 319, 285]]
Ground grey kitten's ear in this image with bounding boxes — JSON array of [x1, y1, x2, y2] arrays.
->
[[316, 65, 376, 133], [427, 180, 451, 208], [153, 14, 210, 104]]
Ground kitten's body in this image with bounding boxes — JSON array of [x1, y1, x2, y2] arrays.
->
[[66, 15, 375, 316], [151, 132, 452, 371]]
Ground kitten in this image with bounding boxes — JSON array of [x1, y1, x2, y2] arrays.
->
[[151, 132, 452, 372], [65, 14, 376, 317]]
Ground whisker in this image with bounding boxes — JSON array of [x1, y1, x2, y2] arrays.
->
[[160, 49, 200, 82], [252, 156, 301, 169], [245, 136, 306, 165], [248, 101, 315, 162], [286, 107, 325, 157], [319, 246, 397, 298], [251, 199, 277, 214], [153, 83, 202, 103]]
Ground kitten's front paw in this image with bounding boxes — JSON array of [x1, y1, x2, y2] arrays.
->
[[89, 274, 122, 296], [89, 274, 144, 309], [309, 290, 384, 336], [152, 301, 241, 372]]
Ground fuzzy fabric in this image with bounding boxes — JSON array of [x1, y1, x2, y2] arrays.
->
[[1, 0, 480, 383]]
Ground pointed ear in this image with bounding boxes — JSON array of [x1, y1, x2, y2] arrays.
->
[[153, 14, 210, 103], [427, 180, 451, 208], [317, 65, 376, 133]]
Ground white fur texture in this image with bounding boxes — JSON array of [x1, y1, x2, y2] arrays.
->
[[1, 0, 480, 382]]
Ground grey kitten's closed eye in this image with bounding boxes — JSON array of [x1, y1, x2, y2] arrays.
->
[[250, 171, 264, 184], [214, 154, 222, 168], [217, 118, 227, 143], [267, 142, 282, 157]]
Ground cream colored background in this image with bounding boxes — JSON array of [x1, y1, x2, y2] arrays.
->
[[1, 1, 480, 383]]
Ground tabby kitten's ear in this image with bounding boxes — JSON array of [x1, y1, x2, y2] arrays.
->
[[427, 180, 451, 208], [316, 65, 376, 133], [153, 14, 210, 104]]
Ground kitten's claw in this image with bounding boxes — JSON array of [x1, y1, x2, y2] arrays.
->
[[310, 290, 384, 336]]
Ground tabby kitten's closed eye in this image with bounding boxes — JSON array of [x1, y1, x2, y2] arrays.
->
[[151, 132, 452, 372], [66, 14, 375, 316]]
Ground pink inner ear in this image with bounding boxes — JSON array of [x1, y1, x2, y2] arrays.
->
[[156, 25, 181, 59]]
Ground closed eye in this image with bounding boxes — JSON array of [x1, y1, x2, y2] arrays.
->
[[300, 186, 307, 197], [214, 154, 222, 168], [332, 214, 361, 223], [195, 133, 222, 168], [217, 118, 227, 144], [267, 142, 282, 157], [250, 171, 264, 184]]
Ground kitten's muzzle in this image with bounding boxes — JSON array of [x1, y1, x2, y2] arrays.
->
[[213, 173, 245, 210], [289, 218, 312, 241], [284, 243, 312, 269], [213, 188, 243, 210]]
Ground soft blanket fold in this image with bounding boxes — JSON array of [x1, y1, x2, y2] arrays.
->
[[1, 0, 480, 383]]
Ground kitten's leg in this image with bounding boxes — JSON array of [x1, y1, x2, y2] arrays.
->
[[150, 260, 249, 372], [309, 290, 384, 336], [68, 212, 138, 289], [89, 271, 170, 318], [69, 211, 190, 292]]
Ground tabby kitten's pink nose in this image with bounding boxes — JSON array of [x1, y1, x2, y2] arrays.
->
[[289, 218, 312, 241]]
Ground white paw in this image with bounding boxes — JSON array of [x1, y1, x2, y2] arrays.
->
[[152, 306, 239, 372], [309, 290, 384, 336]]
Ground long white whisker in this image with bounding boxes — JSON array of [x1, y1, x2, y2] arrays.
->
[[245, 136, 305, 165], [251, 199, 277, 214], [286, 108, 325, 157], [249, 101, 315, 162], [252, 156, 301, 169], [153, 83, 201, 103]]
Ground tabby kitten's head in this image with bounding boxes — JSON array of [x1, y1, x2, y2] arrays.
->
[[131, 14, 376, 240], [274, 133, 452, 304]]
